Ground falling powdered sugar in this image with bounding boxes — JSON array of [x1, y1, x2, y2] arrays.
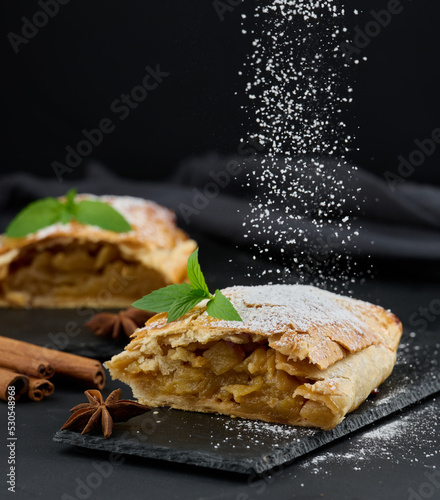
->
[[240, 1, 367, 290]]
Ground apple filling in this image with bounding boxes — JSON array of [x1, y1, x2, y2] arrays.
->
[[118, 339, 335, 426], [0, 242, 169, 307]]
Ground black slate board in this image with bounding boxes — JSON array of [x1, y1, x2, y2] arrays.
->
[[53, 329, 440, 474]]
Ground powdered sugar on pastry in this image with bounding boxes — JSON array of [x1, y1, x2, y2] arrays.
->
[[193, 285, 399, 369], [221, 285, 369, 331], [17, 195, 183, 250], [100, 195, 176, 231]]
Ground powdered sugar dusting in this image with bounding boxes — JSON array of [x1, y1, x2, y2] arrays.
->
[[30, 223, 74, 240], [21, 194, 180, 248], [201, 284, 369, 336], [100, 195, 175, 228], [300, 399, 439, 473], [213, 418, 316, 450]]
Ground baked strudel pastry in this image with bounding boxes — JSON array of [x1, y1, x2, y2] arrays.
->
[[106, 284, 402, 430], [0, 195, 196, 308]]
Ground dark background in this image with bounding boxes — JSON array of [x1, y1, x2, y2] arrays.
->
[[2, 0, 440, 183]]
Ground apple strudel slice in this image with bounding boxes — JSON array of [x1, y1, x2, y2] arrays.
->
[[0, 195, 196, 308], [106, 284, 402, 430]]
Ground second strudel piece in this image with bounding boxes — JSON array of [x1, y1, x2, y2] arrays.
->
[[0, 195, 196, 308]]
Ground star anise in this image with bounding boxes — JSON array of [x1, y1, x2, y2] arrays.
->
[[85, 307, 154, 340], [61, 389, 150, 438]]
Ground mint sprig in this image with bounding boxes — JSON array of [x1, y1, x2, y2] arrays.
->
[[132, 248, 242, 323], [5, 189, 132, 238]]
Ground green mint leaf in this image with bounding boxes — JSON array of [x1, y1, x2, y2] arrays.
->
[[74, 200, 132, 233], [132, 284, 193, 313], [133, 248, 242, 324], [65, 188, 77, 213], [5, 190, 133, 237], [206, 289, 242, 322], [167, 289, 208, 323], [5, 198, 64, 238], [186, 248, 210, 294], [59, 208, 73, 224]]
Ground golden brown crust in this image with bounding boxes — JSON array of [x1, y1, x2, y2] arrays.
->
[[0, 195, 197, 308], [106, 284, 403, 430], [127, 285, 401, 370]]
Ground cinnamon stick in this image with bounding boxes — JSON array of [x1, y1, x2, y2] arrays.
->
[[27, 377, 55, 402], [0, 336, 105, 390], [0, 351, 54, 379], [0, 367, 29, 401]]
